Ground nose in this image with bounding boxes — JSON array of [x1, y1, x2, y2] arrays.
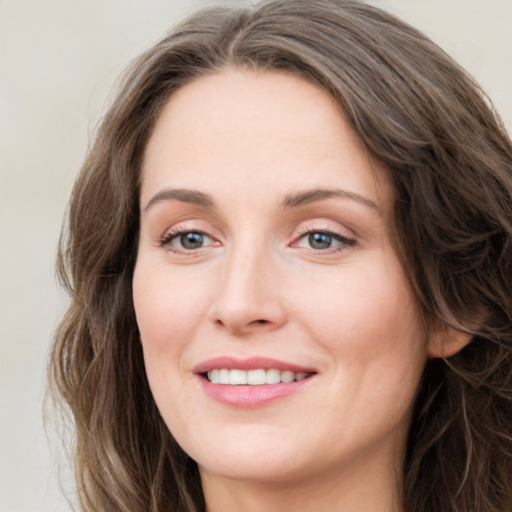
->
[[207, 247, 286, 336]]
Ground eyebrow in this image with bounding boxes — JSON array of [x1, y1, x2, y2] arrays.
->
[[143, 186, 378, 212], [144, 188, 214, 211], [282, 188, 378, 210]]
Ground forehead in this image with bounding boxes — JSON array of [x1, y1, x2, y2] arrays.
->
[[141, 68, 392, 212]]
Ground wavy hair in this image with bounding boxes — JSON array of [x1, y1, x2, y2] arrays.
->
[[49, 1, 512, 510]]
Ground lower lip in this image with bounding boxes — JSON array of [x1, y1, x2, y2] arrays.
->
[[199, 377, 313, 408]]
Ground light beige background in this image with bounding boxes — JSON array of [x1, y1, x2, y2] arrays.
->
[[1, 1, 510, 510]]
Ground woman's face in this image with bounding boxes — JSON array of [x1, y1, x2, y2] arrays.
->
[[133, 69, 430, 486]]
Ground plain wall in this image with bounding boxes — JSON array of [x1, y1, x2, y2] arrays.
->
[[0, 1, 510, 510]]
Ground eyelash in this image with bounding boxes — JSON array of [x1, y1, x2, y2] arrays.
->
[[158, 226, 355, 254], [158, 228, 216, 252], [292, 226, 356, 254]]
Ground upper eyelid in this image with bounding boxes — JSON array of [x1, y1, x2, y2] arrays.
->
[[297, 229, 354, 241], [293, 230, 355, 246], [294, 220, 355, 238], [160, 227, 216, 242], [158, 219, 220, 238], [143, 208, 223, 238]]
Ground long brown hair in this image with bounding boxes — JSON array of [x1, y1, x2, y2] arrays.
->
[[49, 1, 512, 510]]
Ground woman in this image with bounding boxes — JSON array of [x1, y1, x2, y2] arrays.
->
[[49, 0, 512, 511]]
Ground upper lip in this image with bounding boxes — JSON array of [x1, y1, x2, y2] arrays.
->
[[193, 356, 317, 374]]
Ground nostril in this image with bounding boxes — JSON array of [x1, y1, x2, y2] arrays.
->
[[254, 319, 268, 325]]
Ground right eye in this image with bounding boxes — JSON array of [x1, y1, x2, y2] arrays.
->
[[159, 230, 215, 251]]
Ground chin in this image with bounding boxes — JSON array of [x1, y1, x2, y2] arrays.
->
[[198, 453, 310, 484], [179, 424, 316, 483]]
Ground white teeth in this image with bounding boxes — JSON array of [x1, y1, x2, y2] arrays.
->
[[265, 368, 281, 384], [247, 369, 266, 385], [280, 370, 295, 383], [206, 368, 311, 385], [229, 369, 248, 385], [219, 369, 230, 384]]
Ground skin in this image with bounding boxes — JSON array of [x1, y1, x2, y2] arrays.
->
[[133, 69, 451, 512]]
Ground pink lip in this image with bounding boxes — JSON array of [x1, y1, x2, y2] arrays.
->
[[193, 357, 317, 409], [193, 356, 316, 374]]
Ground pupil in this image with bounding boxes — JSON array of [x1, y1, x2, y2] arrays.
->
[[181, 232, 203, 249], [309, 232, 332, 249]]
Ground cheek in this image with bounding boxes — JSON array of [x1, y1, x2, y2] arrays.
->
[[292, 254, 428, 402], [297, 260, 424, 346], [132, 262, 213, 354], [132, 263, 208, 430]]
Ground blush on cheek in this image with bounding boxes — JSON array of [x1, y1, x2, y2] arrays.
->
[[133, 281, 181, 349]]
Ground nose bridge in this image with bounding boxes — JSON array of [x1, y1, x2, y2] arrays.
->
[[209, 237, 285, 333]]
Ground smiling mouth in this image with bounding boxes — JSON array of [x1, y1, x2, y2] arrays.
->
[[204, 369, 314, 385], [196, 359, 317, 407]]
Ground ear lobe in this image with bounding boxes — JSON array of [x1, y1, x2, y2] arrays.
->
[[426, 325, 473, 358]]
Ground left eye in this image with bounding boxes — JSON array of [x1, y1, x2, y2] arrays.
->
[[162, 231, 214, 250], [296, 231, 352, 250]]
